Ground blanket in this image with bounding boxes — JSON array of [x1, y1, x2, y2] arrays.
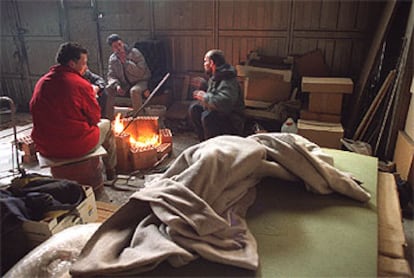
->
[[70, 133, 370, 276]]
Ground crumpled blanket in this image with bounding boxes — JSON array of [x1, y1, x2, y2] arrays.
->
[[70, 133, 370, 276]]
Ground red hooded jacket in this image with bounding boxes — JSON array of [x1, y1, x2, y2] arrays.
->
[[30, 65, 101, 158]]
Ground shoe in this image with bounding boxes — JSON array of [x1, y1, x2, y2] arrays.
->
[[106, 168, 116, 181]]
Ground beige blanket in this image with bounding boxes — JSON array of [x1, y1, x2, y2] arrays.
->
[[70, 133, 370, 276]]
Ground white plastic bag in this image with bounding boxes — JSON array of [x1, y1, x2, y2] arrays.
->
[[4, 223, 100, 278]]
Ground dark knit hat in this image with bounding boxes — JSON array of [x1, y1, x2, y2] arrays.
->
[[107, 34, 122, 46]]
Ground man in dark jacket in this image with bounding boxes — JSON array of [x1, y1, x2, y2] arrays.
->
[[188, 49, 245, 141], [83, 69, 107, 118]]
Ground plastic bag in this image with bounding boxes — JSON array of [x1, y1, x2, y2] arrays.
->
[[4, 223, 100, 278], [340, 138, 372, 156]]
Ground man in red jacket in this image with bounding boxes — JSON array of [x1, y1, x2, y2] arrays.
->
[[30, 42, 117, 180]]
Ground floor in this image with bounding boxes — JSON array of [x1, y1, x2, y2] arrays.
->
[[0, 112, 200, 206], [0, 112, 413, 274]]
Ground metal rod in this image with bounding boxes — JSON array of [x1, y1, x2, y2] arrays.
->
[[121, 72, 170, 133], [0, 96, 26, 176]]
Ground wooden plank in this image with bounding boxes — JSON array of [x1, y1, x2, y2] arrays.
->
[[96, 201, 120, 223], [377, 172, 406, 258], [353, 70, 396, 140], [384, 0, 414, 158], [393, 130, 414, 181], [378, 256, 413, 277], [37, 146, 107, 168], [320, 1, 339, 29], [405, 77, 414, 140], [348, 0, 397, 133]]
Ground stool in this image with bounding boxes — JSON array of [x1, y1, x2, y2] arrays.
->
[[37, 146, 107, 192]]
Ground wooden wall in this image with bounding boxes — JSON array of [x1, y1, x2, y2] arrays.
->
[[1, 0, 384, 111]]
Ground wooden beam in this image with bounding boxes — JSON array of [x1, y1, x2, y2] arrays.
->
[[353, 70, 396, 141], [348, 0, 397, 136]]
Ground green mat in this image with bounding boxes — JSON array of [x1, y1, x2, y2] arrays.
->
[[248, 149, 378, 277], [144, 149, 378, 277]]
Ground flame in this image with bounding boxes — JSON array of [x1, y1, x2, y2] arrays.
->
[[113, 113, 160, 149], [130, 134, 159, 149], [113, 113, 124, 136]]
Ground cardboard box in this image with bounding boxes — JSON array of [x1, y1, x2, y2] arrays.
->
[[308, 93, 343, 114], [22, 185, 98, 247], [302, 77, 353, 115], [244, 71, 291, 104], [297, 119, 344, 149], [236, 65, 292, 107], [301, 77, 354, 93], [300, 109, 341, 123], [393, 130, 414, 181]]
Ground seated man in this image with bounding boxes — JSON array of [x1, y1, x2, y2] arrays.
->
[[30, 42, 117, 180], [188, 49, 245, 141], [83, 69, 107, 118], [105, 34, 151, 119]]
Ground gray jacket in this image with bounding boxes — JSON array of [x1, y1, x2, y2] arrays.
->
[[107, 46, 151, 90]]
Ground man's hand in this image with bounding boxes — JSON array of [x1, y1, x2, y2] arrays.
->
[[143, 89, 150, 98], [193, 90, 206, 102], [116, 85, 126, 96], [91, 84, 100, 97], [118, 52, 127, 64]]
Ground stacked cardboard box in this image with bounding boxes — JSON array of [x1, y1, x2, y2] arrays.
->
[[297, 120, 344, 149], [236, 65, 292, 120], [298, 77, 353, 149]]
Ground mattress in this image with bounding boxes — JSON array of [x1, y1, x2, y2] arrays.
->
[[141, 149, 378, 277]]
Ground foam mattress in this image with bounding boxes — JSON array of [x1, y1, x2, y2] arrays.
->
[[138, 149, 378, 277]]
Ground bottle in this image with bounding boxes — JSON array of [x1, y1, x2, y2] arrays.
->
[[281, 117, 297, 133]]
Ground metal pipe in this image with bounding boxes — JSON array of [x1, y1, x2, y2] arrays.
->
[[0, 96, 26, 176]]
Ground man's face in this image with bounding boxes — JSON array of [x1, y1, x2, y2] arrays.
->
[[203, 55, 213, 75], [111, 40, 125, 55], [70, 53, 88, 75]]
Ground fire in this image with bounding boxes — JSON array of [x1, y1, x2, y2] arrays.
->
[[113, 113, 124, 136], [112, 113, 160, 149], [129, 134, 159, 149]]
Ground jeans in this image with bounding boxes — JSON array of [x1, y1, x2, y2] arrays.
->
[[105, 81, 148, 120], [90, 119, 117, 171], [97, 89, 108, 118], [188, 102, 243, 141]]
